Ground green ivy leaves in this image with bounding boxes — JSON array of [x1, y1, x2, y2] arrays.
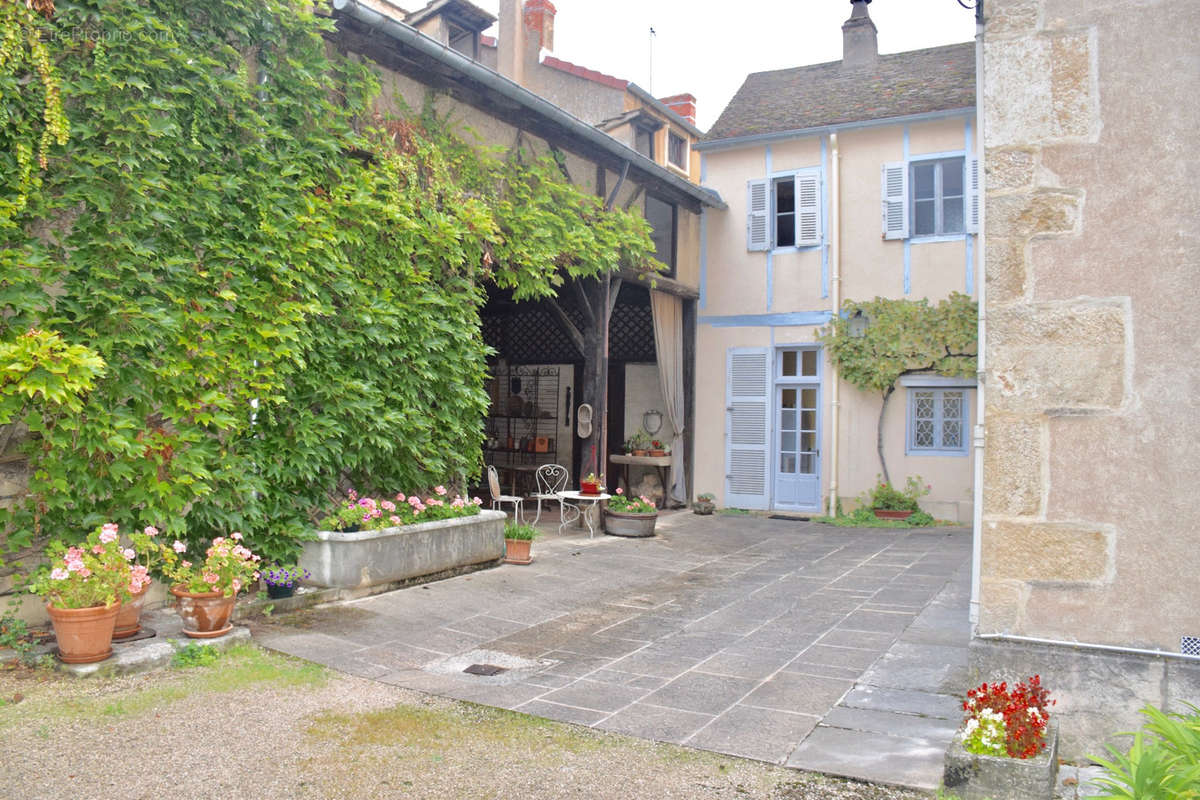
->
[[0, 0, 656, 563]]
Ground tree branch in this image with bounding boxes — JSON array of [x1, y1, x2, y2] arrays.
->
[[548, 144, 573, 184], [542, 297, 586, 357], [608, 276, 623, 315], [571, 278, 596, 327]]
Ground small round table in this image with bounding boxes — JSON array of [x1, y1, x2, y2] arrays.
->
[[557, 490, 611, 538]]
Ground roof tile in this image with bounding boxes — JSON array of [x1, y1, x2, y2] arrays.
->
[[704, 42, 975, 142]]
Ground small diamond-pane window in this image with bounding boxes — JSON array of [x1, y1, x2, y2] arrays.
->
[[909, 387, 969, 454]]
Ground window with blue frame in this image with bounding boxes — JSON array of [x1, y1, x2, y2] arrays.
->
[[907, 387, 968, 455]]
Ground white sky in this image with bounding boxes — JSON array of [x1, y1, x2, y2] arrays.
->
[[476, 0, 978, 131]]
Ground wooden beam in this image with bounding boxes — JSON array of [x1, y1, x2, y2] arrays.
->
[[618, 269, 700, 300]]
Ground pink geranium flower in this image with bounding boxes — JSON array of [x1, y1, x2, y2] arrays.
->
[[144, 526, 159, 537], [173, 540, 187, 553], [434, 485, 447, 496], [50, 568, 69, 580]]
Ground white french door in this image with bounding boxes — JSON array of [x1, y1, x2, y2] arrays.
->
[[773, 348, 821, 511]]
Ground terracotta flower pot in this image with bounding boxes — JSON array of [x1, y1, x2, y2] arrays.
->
[[604, 510, 658, 537], [112, 581, 151, 640], [632, 449, 648, 457], [170, 585, 236, 639], [503, 538, 533, 565], [46, 602, 121, 664], [873, 508, 914, 520], [648, 450, 666, 457]]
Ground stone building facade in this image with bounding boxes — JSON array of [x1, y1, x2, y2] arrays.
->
[[974, 0, 1200, 759]]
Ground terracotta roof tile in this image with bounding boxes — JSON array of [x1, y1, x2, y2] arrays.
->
[[704, 42, 975, 142], [542, 55, 629, 91]]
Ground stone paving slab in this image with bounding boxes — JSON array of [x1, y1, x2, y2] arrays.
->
[[252, 512, 974, 791]]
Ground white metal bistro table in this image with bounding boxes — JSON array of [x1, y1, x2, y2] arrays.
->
[[557, 490, 611, 538]]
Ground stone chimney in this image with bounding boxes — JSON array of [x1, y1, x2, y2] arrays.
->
[[498, 0, 556, 85], [497, 0, 526, 84], [842, 0, 878, 68], [523, 0, 555, 53], [659, 93, 697, 126]]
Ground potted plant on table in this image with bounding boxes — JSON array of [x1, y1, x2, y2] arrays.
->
[[502, 522, 538, 565], [624, 431, 650, 457], [26, 523, 132, 663], [604, 489, 658, 537], [943, 675, 1058, 799], [580, 472, 604, 495], [861, 475, 930, 520], [160, 533, 261, 638], [261, 564, 311, 599], [648, 439, 670, 458]]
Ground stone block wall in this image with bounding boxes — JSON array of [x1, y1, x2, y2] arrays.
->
[[978, 0, 1200, 756]]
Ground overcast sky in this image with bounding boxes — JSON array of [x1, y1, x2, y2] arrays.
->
[[475, 0, 979, 131]]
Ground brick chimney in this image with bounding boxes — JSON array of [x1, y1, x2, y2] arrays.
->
[[523, 0, 555, 53], [842, 0, 878, 68], [659, 93, 697, 126]]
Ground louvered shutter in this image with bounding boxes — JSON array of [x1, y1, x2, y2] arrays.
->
[[881, 162, 908, 240], [796, 173, 821, 246], [746, 179, 769, 251], [965, 157, 980, 234], [725, 348, 771, 510]]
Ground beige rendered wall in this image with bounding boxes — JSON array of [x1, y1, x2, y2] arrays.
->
[[979, 0, 1200, 649], [697, 115, 978, 517]]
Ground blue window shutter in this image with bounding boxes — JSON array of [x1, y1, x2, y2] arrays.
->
[[881, 162, 908, 239], [747, 179, 769, 251], [965, 157, 980, 234], [725, 348, 770, 510], [796, 173, 821, 246]]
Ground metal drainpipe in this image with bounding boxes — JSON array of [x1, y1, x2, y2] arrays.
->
[[828, 133, 842, 515], [975, 632, 1200, 664], [969, 10, 987, 630]]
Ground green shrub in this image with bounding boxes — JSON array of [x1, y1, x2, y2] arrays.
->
[[1091, 704, 1200, 799]]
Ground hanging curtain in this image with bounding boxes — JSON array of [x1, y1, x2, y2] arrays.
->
[[650, 290, 687, 504]]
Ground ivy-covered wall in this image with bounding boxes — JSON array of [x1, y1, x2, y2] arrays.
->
[[0, 0, 656, 564]]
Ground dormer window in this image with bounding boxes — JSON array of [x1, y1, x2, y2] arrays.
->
[[667, 131, 687, 171], [448, 22, 478, 59]]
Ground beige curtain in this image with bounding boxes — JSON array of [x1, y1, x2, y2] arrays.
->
[[650, 290, 687, 504]]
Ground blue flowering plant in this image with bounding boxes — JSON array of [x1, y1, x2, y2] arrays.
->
[[261, 564, 311, 590]]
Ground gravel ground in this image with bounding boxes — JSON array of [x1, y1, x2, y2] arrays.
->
[[0, 646, 930, 800]]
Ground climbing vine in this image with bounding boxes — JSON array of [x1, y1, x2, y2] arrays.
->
[[0, 0, 656, 564], [817, 293, 977, 483]]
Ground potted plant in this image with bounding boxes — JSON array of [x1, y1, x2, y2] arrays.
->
[[502, 522, 538, 565], [648, 439, 670, 458], [160, 533, 261, 638], [943, 675, 1058, 799], [604, 489, 658, 537], [261, 564, 311, 599], [26, 523, 132, 663], [112, 525, 163, 640], [693, 492, 716, 515], [624, 431, 650, 456], [861, 475, 931, 519], [580, 472, 604, 495]]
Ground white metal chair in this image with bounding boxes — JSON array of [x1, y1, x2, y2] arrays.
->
[[529, 464, 569, 525], [487, 465, 523, 522]]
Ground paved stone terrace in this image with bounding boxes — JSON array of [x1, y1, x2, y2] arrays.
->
[[254, 513, 972, 790]]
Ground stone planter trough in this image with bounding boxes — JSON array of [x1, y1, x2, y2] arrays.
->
[[604, 510, 657, 537], [942, 720, 1059, 800], [300, 510, 506, 589]]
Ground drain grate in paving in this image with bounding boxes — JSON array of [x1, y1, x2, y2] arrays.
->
[[463, 663, 507, 676], [769, 515, 811, 521]]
